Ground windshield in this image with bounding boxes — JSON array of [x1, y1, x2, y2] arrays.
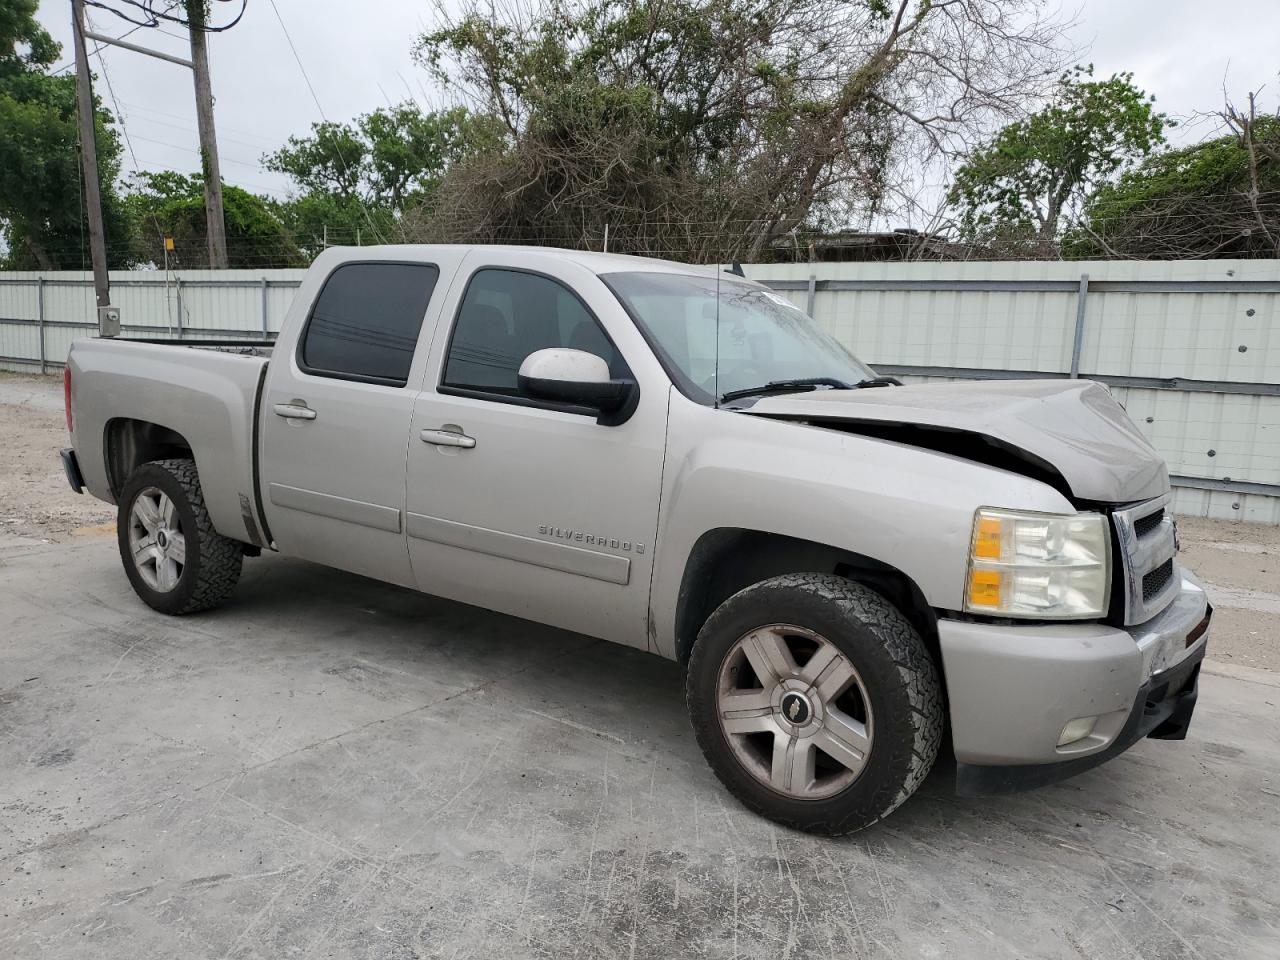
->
[[602, 271, 875, 405]]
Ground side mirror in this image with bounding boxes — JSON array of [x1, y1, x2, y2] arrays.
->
[[517, 348, 639, 426]]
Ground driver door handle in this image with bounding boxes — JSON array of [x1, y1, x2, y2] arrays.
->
[[420, 428, 476, 449], [273, 402, 317, 421]]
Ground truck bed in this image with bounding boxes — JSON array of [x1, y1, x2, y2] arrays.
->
[[121, 336, 276, 357], [66, 337, 272, 546]]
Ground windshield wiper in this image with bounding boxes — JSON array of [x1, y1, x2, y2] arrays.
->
[[720, 375, 903, 404], [719, 377, 853, 403]]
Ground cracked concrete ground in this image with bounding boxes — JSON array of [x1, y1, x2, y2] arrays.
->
[[2, 371, 1280, 958]]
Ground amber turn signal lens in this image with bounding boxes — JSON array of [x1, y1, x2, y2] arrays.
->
[[968, 569, 1002, 607], [973, 516, 1002, 559]]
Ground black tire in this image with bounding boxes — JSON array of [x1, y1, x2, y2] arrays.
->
[[116, 458, 243, 615], [686, 573, 943, 835]]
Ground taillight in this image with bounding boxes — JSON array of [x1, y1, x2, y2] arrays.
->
[[64, 366, 73, 433]]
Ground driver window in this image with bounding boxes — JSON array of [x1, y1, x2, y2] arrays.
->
[[442, 268, 627, 397]]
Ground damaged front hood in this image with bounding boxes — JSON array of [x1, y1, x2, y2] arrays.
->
[[746, 379, 1167, 503]]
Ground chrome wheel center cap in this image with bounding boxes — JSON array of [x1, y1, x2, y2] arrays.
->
[[156, 529, 170, 551], [780, 692, 812, 725], [773, 681, 822, 736]]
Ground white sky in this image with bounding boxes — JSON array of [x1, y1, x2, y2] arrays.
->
[[32, 0, 1280, 203]]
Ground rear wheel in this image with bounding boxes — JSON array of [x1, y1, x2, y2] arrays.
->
[[686, 573, 943, 834], [117, 458, 243, 615]]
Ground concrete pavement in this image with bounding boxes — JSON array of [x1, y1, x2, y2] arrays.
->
[[2, 534, 1278, 959]]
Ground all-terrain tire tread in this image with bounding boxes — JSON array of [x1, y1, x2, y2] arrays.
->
[[147, 458, 242, 613]]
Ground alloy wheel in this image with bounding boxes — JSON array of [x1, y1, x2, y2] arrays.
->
[[716, 624, 874, 799], [128, 486, 187, 592]]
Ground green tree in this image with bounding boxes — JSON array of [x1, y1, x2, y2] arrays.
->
[[948, 66, 1166, 250], [126, 172, 303, 269], [264, 102, 495, 254], [411, 0, 1068, 261], [0, 0, 133, 269], [265, 120, 367, 200], [1071, 108, 1279, 259], [270, 191, 393, 259]]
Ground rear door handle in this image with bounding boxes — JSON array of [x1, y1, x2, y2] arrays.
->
[[420, 428, 476, 449], [273, 402, 317, 421]]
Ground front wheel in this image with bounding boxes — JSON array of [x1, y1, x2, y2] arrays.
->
[[686, 574, 943, 835], [117, 458, 243, 615]]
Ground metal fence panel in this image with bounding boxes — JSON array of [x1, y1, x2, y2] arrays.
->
[[1170, 486, 1280, 525], [42, 281, 97, 329], [0, 269, 308, 370], [41, 324, 85, 370], [1084, 290, 1278, 381], [1108, 387, 1279, 483], [0, 323, 42, 368]]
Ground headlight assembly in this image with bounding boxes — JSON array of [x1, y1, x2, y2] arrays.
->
[[964, 508, 1110, 619]]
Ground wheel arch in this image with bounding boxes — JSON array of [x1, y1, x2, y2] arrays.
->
[[104, 418, 196, 500], [672, 528, 941, 669]]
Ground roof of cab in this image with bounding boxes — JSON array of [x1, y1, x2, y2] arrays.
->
[[321, 243, 728, 280]]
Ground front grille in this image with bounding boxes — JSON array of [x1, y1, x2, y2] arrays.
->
[[1133, 508, 1164, 538], [1143, 558, 1174, 603], [1112, 495, 1178, 625]]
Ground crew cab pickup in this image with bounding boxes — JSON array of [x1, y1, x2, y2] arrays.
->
[[61, 245, 1210, 833]]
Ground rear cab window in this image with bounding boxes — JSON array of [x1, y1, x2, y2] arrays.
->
[[299, 261, 440, 386]]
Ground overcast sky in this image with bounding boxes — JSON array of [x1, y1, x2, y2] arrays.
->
[[33, 0, 1280, 204]]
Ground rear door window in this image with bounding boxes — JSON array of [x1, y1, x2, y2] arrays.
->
[[300, 262, 440, 386]]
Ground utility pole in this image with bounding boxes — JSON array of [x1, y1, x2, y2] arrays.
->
[[70, 0, 116, 335], [185, 1, 228, 268], [80, 3, 238, 272]]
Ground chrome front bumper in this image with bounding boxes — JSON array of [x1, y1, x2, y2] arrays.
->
[[1133, 570, 1210, 676], [937, 569, 1210, 775]]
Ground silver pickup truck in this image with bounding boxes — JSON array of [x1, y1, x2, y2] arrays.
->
[[61, 245, 1210, 834]]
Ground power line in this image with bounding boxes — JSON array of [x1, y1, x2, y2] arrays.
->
[[265, 0, 326, 124], [85, 17, 287, 203], [50, 22, 148, 74], [112, 97, 280, 145], [113, 110, 279, 151], [87, 15, 181, 289], [89, 18, 143, 176], [120, 131, 268, 169], [82, 0, 247, 33], [266, 0, 387, 244], [121, 159, 292, 198]]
